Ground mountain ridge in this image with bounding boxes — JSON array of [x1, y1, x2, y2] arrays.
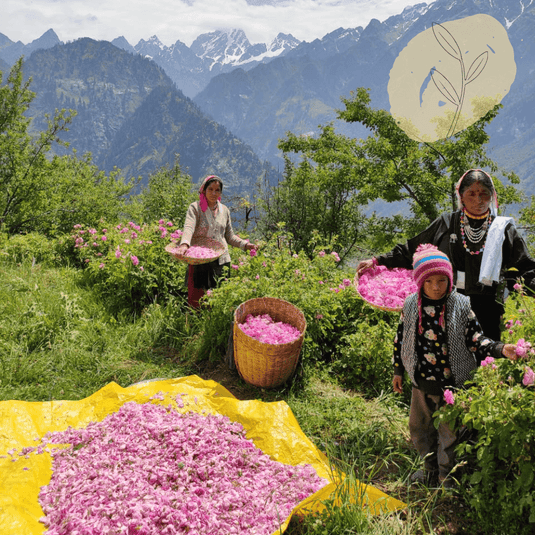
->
[[192, 0, 535, 194], [20, 38, 281, 195], [0, 28, 302, 98]]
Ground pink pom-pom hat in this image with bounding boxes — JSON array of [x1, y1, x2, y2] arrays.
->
[[412, 243, 453, 334]]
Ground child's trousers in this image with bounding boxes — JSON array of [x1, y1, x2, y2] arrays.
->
[[409, 387, 457, 479]]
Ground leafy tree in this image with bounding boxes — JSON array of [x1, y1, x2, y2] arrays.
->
[[0, 58, 75, 234], [261, 88, 522, 257], [338, 88, 522, 242], [260, 142, 367, 261], [131, 156, 196, 226], [43, 152, 136, 234]]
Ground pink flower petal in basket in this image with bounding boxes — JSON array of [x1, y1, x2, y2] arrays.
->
[[239, 314, 301, 344], [357, 266, 417, 311]]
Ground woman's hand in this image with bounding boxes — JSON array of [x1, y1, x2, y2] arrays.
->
[[175, 243, 189, 256], [393, 375, 403, 394], [502, 344, 518, 360], [356, 258, 375, 276], [245, 243, 257, 252]]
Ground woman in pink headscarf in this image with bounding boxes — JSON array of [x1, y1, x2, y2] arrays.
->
[[356, 169, 535, 340], [175, 175, 257, 308]]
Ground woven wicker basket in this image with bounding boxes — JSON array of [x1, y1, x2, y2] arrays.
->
[[233, 297, 307, 388], [165, 238, 226, 265]]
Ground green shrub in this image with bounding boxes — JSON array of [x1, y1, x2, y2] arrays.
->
[[436, 282, 535, 533], [198, 232, 398, 394], [1, 232, 60, 265], [336, 310, 398, 396], [59, 220, 188, 314]]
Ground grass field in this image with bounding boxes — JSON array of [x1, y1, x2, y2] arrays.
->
[[0, 257, 480, 534]]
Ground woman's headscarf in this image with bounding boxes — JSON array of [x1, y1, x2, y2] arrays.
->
[[455, 169, 499, 216], [198, 175, 223, 212]]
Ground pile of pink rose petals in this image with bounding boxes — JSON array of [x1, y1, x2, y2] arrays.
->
[[239, 313, 302, 345]]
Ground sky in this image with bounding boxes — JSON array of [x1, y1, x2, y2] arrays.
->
[[1, 0, 426, 48]]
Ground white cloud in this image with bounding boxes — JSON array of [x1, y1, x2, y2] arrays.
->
[[0, 0, 423, 47]]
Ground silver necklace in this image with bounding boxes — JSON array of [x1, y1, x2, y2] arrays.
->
[[462, 211, 489, 243]]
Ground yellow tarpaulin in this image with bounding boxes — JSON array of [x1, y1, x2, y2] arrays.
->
[[0, 376, 405, 534]]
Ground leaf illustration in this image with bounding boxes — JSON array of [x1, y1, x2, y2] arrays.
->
[[430, 68, 460, 106], [432, 22, 462, 61], [465, 51, 489, 84]]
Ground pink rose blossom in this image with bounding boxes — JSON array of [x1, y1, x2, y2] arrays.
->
[[523, 366, 535, 386], [480, 356, 495, 367], [515, 339, 532, 358], [131, 255, 139, 266], [444, 390, 455, 405]]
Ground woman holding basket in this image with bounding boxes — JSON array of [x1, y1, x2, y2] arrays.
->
[[175, 175, 257, 308], [356, 169, 535, 340]]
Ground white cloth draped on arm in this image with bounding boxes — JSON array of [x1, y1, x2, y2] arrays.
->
[[479, 216, 513, 286]]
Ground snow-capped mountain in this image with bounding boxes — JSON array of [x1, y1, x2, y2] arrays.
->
[[190, 29, 300, 70], [113, 30, 301, 97]]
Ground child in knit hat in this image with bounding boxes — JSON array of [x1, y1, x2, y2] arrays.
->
[[392, 244, 517, 488]]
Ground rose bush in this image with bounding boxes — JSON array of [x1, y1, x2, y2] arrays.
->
[[436, 281, 535, 533], [58, 220, 188, 313]]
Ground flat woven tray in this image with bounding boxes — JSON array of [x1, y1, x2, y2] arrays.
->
[[233, 297, 307, 389], [165, 238, 226, 265], [354, 266, 417, 313]]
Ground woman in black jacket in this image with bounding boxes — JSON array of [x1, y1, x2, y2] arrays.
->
[[356, 169, 535, 340]]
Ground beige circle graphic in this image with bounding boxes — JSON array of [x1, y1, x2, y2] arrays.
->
[[388, 14, 516, 142]]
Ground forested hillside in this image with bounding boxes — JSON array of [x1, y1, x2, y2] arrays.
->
[[20, 39, 281, 193]]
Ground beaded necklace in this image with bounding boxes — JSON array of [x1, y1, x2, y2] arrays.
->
[[460, 209, 491, 255]]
